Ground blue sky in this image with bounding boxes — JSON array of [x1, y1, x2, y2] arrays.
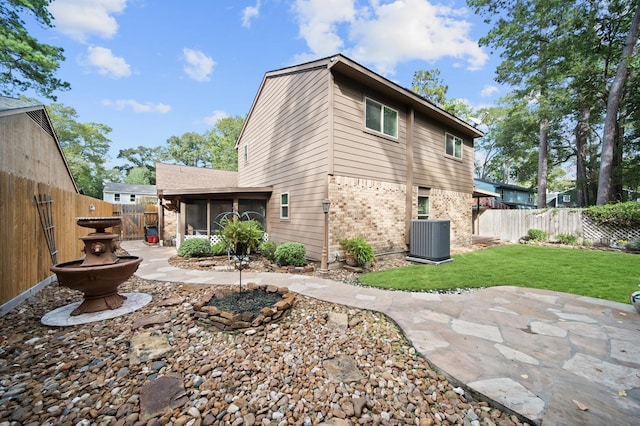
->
[[25, 0, 504, 166]]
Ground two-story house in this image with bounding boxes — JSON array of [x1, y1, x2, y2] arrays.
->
[[235, 54, 482, 260], [103, 182, 157, 205], [474, 178, 536, 210], [157, 54, 483, 260]]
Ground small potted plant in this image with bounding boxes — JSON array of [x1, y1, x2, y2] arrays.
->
[[340, 236, 375, 268]]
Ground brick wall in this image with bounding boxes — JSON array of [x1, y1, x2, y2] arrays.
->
[[329, 176, 407, 255], [328, 176, 472, 256], [426, 188, 472, 246]]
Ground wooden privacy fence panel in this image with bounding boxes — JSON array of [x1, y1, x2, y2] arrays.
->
[[476, 208, 639, 244], [112, 204, 158, 240], [476, 209, 584, 242], [0, 171, 113, 307]]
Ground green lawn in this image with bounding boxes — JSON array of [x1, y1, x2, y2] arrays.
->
[[359, 245, 640, 303]]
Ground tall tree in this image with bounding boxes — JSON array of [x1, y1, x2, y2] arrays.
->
[[411, 69, 474, 120], [0, 0, 70, 100], [597, 1, 640, 204], [117, 145, 167, 184], [46, 103, 112, 198], [204, 116, 244, 170], [166, 132, 211, 167]]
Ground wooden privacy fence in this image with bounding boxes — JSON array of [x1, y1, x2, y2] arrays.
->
[[0, 171, 113, 308], [475, 208, 640, 244], [112, 204, 158, 240]]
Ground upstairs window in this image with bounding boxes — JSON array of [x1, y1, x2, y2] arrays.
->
[[244, 144, 249, 163], [280, 192, 289, 219], [445, 133, 463, 159], [130, 194, 136, 203], [114, 193, 120, 202], [365, 98, 398, 138]]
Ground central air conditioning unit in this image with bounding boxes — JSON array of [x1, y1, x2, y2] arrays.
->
[[407, 220, 451, 263]]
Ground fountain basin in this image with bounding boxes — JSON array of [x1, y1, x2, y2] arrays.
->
[[51, 256, 142, 315]]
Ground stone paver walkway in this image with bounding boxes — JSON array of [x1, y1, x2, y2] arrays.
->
[[124, 241, 640, 425]]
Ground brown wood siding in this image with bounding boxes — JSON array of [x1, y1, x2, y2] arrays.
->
[[412, 114, 474, 193], [238, 67, 330, 259], [332, 76, 407, 183], [0, 113, 76, 192], [0, 172, 113, 308]]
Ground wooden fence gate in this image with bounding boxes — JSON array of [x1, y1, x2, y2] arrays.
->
[[112, 204, 158, 240]]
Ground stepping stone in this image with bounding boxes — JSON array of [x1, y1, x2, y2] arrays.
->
[[130, 332, 173, 365], [132, 313, 170, 330], [139, 375, 187, 421], [323, 354, 364, 383], [328, 312, 348, 330], [157, 296, 184, 306]]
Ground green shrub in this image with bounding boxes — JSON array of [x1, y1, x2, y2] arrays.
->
[[340, 236, 375, 267], [626, 239, 640, 251], [211, 240, 228, 256], [527, 229, 548, 242], [217, 218, 264, 256], [556, 233, 578, 245], [274, 242, 306, 266], [178, 238, 212, 258], [584, 202, 640, 227], [259, 241, 278, 262]]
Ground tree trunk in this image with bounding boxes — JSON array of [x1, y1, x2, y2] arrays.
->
[[612, 114, 625, 202], [597, 1, 640, 205], [575, 107, 590, 207], [537, 119, 548, 208]]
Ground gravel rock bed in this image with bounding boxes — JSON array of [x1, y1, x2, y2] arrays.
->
[[0, 274, 523, 426]]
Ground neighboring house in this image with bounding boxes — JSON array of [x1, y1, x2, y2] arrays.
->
[[546, 188, 578, 208], [474, 178, 536, 210], [156, 55, 484, 260], [103, 182, 157, 205]]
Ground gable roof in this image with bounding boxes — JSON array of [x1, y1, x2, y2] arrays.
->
[[237, 53, 483, 147], [0, 96, 78, 193], [103, 182, 156, 195]]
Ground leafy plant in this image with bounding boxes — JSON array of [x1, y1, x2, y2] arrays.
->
[[583, 202, 640, 227], [259, 241, 278, 262], [274, 242, 306, 266], [556, 233, 578, 245], [178, 238, 212, 258], [626, 239, 640, 251], [211, 241, 228, 256], [217, 218, 264, 257], [527, 229, 548, 242], [340, 236, 375, 267]]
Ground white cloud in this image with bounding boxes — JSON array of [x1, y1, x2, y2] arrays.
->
[[480, 85, 499, 97], [182, 48, 215, 82], [50, 0, 127, 42], [102, 99, 171, 113], [242, 1, 261, 27], [204, 110, 229, 126], [291, 0, 488, 75], [85, 46, 131, 78]]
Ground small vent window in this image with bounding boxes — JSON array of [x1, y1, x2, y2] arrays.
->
[[26, 110, 55, 139]]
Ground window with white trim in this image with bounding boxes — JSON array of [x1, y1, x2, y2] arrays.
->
[[130, 194, 136, 203], [114, 193, 120, 202], [243, 144, 249, 162], [280, 192, 289, 219], [445, 133, 463, 159], [418, 188, 430, 219], [365, 98, 398, 138]]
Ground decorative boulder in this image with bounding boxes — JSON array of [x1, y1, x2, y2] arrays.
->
[[631, 291, 640, 314]]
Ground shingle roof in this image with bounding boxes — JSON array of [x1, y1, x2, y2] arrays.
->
[[103, 182, 157, 194], [155, 163, 238, 191], [0, 96, 42, 115]]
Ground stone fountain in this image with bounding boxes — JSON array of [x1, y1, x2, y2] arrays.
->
[[49, 217, 143, 316]]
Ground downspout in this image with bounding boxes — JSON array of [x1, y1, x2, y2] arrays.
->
[[405, 107, 415, 247]]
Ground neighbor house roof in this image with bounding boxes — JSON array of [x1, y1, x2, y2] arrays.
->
[[103, 182, 156, 195], [155, 163, 271, 197], [0, 96, 78, 193], [237, 54, 484, 148]]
